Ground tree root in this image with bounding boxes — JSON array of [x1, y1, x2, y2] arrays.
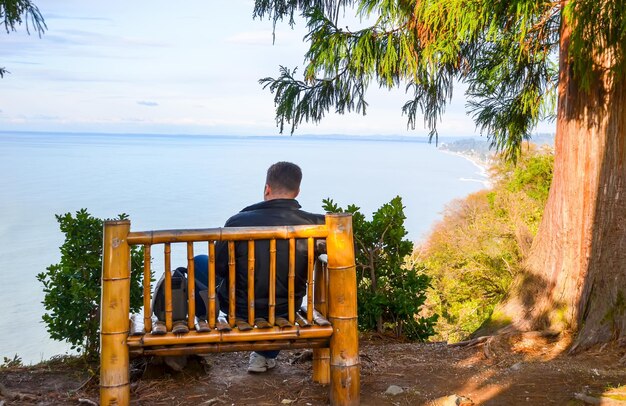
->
[[448, 336, 492, 348], [448, 330, 564, 360]]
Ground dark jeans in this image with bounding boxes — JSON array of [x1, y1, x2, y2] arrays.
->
[[193, 255, 279, 360], [192, 255, 222, 319], [256, 350, 279, 359]]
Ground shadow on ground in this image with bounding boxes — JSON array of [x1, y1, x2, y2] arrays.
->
[[2, 333, 625, 405]]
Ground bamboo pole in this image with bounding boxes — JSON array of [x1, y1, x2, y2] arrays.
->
[[296, 312, 311, 327], [326, 214, 360, 405], [163, 243, 173, 331], [275, 316, 293, 328], [255, 317, 271, 328], [228, 241, 236, 328], [236, 318, 253, 331], [314, 259, 329, 317], [127, 225, 329, 245], [248, 240, 255, 325], [313, 257, 330, 384], [269, 239, 276, 325], [307, 237, 314, 323], [127, 325, 333, 347], [100, 220, 131, 406], [288, 238, 295, 324], [216, 316, 231, 331], [135, 338, 330, 357], [313, 346, 331, 384], [142, 245, 152, 333], [208, 242, 216, 328], [187, 242, 196, 330], [313, 309, 331, 326]]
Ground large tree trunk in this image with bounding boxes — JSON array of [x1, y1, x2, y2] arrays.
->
[[507, 11, 626, 349]]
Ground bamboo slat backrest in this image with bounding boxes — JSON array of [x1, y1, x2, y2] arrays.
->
[[126, 224, 330, 334]]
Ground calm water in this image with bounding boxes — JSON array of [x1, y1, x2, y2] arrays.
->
[[0, 132, 487, 364]]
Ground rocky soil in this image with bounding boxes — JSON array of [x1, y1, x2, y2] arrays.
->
[[2, 332, 626, 405]]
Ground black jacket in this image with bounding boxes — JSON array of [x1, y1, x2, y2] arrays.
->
[[215, 199, 325, 320]]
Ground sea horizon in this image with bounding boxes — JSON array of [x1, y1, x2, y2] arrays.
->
[[0, 129, 469, 144]]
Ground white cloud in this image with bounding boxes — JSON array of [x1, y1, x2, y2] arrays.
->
[[137, 101, 159, 107]]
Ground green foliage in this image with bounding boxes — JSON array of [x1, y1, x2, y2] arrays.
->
[[1, 0, 46, 77], [253, 0, 567, 159], [323, 196, 437, 341], [416, 145, 553, 342], [36, 209, 144, 360], [502, 148, 554, 202], [1, 354, 23, 369], [1, 0, 45, 34]]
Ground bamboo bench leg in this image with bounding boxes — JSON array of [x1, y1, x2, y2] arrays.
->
[[313, 348, 330, 384], [326, 214, 360, 406], [101, 220, 131, 406]]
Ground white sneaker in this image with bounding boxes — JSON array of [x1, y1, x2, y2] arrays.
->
[[247, 352, 277, 373]]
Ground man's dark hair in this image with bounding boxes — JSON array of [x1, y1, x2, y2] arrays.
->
[[266, 161, 302, 193]]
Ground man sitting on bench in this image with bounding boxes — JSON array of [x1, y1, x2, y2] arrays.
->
[[194, 161, 324, 373]]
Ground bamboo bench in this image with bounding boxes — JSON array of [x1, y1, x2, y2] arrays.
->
[[99, 213, 359, 405]]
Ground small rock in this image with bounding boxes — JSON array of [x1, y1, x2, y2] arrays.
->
[[281, 399, 295, 404], [509, 362, 523, 371], [430, 394, 474, 406], [574, 392, 602, 404], [385, 385, 404, 396], [457, 396, 475, 406]]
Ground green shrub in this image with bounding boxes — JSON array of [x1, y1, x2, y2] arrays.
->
[[323, 197, 437, 341], [36, 209, 145, 360], [416, 145, 553, 342], [1, 355, 23, 369]]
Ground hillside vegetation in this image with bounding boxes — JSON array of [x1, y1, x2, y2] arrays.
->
[[415, 144, 554, 342]]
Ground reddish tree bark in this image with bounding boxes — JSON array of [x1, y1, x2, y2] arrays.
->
[[508, 9, 626, 349]]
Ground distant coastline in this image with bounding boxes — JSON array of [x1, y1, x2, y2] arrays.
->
[[440, 149, 493, 188], [438, 138, 494, 188], [438, 134, 556, 189]]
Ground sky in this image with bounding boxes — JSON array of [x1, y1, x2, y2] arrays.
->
[[1, 0, 555, 137]]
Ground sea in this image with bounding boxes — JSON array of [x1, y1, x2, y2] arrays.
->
[[0, 131, 488, 364]]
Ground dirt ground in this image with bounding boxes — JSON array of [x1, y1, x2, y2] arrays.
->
[[2, 332, 626, 405]]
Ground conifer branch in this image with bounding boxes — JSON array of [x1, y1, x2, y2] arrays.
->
[[260, 65, 368, 134], [1, 0, 46, 35], [253, 0, 568, 159]]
